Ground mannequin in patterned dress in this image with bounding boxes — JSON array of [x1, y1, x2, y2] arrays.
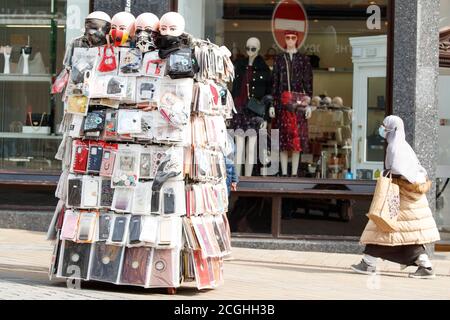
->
[[272, 31, 313, 176]]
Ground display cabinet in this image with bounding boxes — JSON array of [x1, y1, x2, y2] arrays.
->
[[350, 35, 387, 180], [0, 1, 67, 174]]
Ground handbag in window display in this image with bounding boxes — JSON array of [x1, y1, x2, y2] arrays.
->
[[47, 10, 234, 293]]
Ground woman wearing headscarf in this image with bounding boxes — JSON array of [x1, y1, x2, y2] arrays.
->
[[351, 115, 440, 279]]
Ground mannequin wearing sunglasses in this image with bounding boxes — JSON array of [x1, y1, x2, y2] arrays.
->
[[231, 37, 273, 176], [63, 11, 112, 68], [272, 31, 313, 177]]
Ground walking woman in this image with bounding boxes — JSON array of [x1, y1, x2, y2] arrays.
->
[[351, 115, 440, 279]]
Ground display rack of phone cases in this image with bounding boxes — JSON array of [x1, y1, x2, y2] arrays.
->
[[48, 31, 235, 294]]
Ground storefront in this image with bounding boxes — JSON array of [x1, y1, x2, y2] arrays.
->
[[0, 0, 447, 249]]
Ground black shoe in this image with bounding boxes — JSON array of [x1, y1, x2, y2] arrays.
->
[[408, 267, 436, 279], [351, 259, 377, 275]]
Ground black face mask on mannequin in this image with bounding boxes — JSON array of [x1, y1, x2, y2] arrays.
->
[[84, 18, 111, 47], [154, 34, 183, 58]]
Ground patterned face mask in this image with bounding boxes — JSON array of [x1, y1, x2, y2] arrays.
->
[[136, 30, 156, 53]]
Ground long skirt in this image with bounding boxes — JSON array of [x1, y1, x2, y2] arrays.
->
[[364, 244, 427, 266]]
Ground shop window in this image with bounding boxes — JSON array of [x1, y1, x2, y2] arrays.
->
[[437, 0, 450, 242], [204, 0, 390, 180], [0, 0, 67, 173], [280, 198, 371, 237]]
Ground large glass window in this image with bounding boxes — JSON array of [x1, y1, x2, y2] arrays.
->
[[204, 0, 389, 181], [0, 0, 68, 173], [200, 0, 390, 237], [437, 0, 450, 243]]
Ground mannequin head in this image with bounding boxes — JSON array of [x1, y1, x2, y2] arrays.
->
[[135, 12, 159, 33], [246, 37, 261, 60], [284, 31, 299, 51], [332, 96, 344, 108], [322, 96, 332, 106], [311, 96, 322, 107], [84, 11, 111, 46], [110, 11, 136, 46], [135, 13, 159, 52], [159, 12, 185, 37]]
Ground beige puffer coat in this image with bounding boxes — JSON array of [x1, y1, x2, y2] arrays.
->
[[360, 179, 440, 246]]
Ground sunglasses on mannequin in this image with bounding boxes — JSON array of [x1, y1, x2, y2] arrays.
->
[[285, 35, 297, 41], [246, 47, 257, 52]]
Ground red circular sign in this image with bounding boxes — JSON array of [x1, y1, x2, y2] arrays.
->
[[272, 0, 309, 51]]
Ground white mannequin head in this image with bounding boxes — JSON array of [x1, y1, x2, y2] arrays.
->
[[246, 37, 261, 59], [284, 31, 299, 51], [86, 11, 111, 22], [111, 11, 136, 36], [84, 11, 111, 46], [311, 96, 322, 107], [159, 12, 185, 36], [332, 96, 344, 107], [135, 12, 159, 33]]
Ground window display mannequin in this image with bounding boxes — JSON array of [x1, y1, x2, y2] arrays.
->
[[135, 13, 160, 53], [231, 37, 273, 176], [63, 11, 111, 67], [110, 11, 136, 47], [272, 30, 313, 177], [1, 46, 11, 74], [154, 12, 191, 59]]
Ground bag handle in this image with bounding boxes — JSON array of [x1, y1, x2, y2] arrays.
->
[[28, 112, 46, 128], [284, 54, 291, 93]]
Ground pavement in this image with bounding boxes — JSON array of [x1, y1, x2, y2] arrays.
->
[[1, 228, 450, 300]]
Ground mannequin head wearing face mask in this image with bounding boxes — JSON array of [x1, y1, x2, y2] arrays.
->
[[155, 12, 187, 52], [245, 37, 261, 66], [135, 12, 159, 52], [110, 11, 136, 47], [84, 11, 111, 47]]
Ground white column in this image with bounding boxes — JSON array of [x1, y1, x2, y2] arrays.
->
[[177, 0, 205, 39], [65, 0, 90, 46]]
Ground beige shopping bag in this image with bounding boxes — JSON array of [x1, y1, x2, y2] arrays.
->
[[367, 171, 400, 232]]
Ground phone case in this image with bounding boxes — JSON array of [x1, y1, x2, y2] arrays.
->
[[139, 151, 152, 179], [112, 147, 140, 188], [150, 190, 160, 214], [131, 182, 152, 215], [149, 249, 174, 288], [158, 218, 173, 246], [71, 140, 89, 174], [192, 250, 212, 289], [128, 215, 142, 244], [98, 213, 113, 241], [59, 241, 92, 280], [87, 143, 104, 173], [163, 188, 175, 215], [121, 247, 151, 286], [60, 210, 80, 241], [111, 215, 128, 243], [139, 216, 158, 245], [83, 111, 106, 133], [100, 146, 117, 177], [100, 179, 114, 208], [67, 178, 82, 208], [111, 188, 133, 213], [89, 243, 123, 283], [81, 177, 99, 208], [77, 211, 98, 242], [103, 110, 119, 141]]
